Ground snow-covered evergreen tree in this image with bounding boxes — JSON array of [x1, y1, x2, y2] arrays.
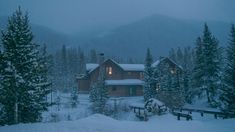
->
[[78, 51, 86, 75], [168, 48, 176, 62], [176, 47, 183, 65], [0, 61, 24, 125], [70, 87, 79, 108], [220, 24, 235, 112], [0, 7, 50, 125], [168, 46, 195, 103], [61, 45, 69, 91], [89, 49, 97, 63], [202, 24, 221, 106], [192, 24, 221, 107], [191, 37, 205, 100], [89, 53, 108, 114], [89, 78, 108, 113], [143, 48, 156, 101], [55, 94, 61, 111], [154, 58, 184, 108]]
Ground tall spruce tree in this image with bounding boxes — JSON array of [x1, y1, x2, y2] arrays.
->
[[202, 24, 221, 106], [176, 47, 183, 65], [70, 87, 79, 108], [143, 48, 155, 101], [192, 37, 205, 99], [78, 51, 86, 74], [220, 24, 235, 112], [0, 7, 50, 125], [89, 49, 97, 63], [169, 48, 176, 62], [154, 57, 184, 108], [192, 24, 221, 106], [61, 45, 69, 91]]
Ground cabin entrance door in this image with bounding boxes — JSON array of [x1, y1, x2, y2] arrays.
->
[[129, 86, 137, 96]]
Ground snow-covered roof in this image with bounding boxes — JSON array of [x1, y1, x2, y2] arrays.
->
[[86, 63, 99, 71], [86, 57, 182, 74], [105, 79, 144, 86], [152, 57, 183, 70], [152, 60, 160, 67], [118, 64, 144, 71], [86, 62, 144, 72]]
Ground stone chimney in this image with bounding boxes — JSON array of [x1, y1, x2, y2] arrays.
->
[[99, 53, 105, 65]]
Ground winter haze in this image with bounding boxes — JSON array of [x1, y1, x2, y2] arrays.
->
[[1, 0, 235, 33], [0, 0, 234, 58], [1, 1, 235, 132]]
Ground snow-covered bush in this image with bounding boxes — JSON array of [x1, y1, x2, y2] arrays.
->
[[145, 98, 167, 115]]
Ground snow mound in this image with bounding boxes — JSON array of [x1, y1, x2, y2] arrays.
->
[[1, 113, 235, 132]]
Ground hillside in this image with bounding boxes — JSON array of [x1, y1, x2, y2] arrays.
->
[[0, 16, 71, 53], [1, 15, 231, 59], [78, 14, 230, 59]]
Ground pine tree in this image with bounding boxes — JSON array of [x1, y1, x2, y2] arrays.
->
[[168, 48, 176, 62], [67, 48, 80, 90], [78, 51, 86, 74], [89, 49, 97, 63], [0, 60, 24, 125], [192, 37, 204, 98], [180, 47, 192, 103], [220, 24, 235, 112], [55, 93, 61, 111], [192, 24, 221, 106], [176, 47, 183, 65], [70, 87, 79, 108], [33, 44, 51, 117], [154, 58, 184, 108], [61, 45, 69, 91], [89, 53, 108, 114], [143, 48, 155, 101], [89, 78, 108, 113], [0, 7, 50, 125], [202, 24, 221, 106]]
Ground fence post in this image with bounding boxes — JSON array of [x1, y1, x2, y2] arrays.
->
[[214, 114, 217, 119], [201, 112, 204, 117], [177, 113, 180, 120]]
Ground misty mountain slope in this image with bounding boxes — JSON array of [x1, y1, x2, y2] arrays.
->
[[0, 16, 71, 53], [80, 14, 230, 59]]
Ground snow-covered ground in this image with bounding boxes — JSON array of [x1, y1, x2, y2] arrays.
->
[[1, 93, 235, 132], [1, 113, 235, 132]]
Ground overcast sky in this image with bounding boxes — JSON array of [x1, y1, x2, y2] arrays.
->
[[0, 0, 234, 34]]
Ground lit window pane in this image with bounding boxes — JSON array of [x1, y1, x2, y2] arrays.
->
[[107, 67, 112, 75]]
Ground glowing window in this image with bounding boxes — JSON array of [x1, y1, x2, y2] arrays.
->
[[156, 84, 160, 91], [106, 66, 112, 75], [170, 68, 176, 74]]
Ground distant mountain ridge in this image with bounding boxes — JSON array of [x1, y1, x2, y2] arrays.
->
[[78, 14, 230, 59], [1, 15, 231, 60], [0, 16, 72, 53]]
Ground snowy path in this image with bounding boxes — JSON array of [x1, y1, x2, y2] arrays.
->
[[1, 114, 235, 132]]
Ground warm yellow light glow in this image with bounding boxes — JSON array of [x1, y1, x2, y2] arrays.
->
[[108, 67, 112, 75], [156, 84, 160, 91], [170, 69, 176, 74]]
